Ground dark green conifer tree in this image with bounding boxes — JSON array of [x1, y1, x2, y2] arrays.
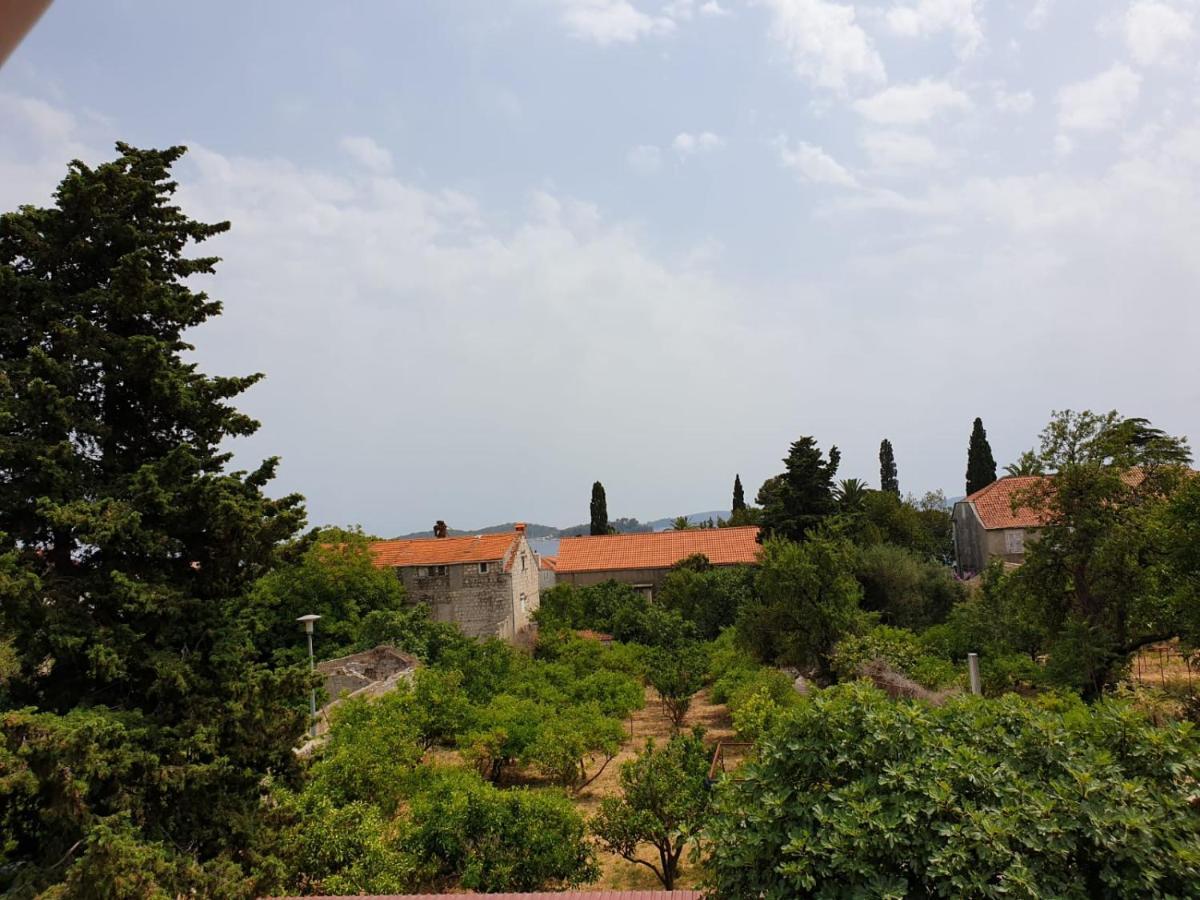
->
[[732, 474, 746, 512], [0, 144, 309, 895], [966, 417, 998, 495], [756, 437, 840, 542], [879, 439, 899, 496], [590, 481, 609, 536]]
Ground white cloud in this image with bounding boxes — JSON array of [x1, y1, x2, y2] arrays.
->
[[700, 1, 732, 15], [762, 0, 886, 92], [886, 0, 984, 57], [852, 79, 972, 126], [664, 0, 731, 18], [556, 0, 674, 44], [1025, 0, 1053, 29], [1054, 134, 1074, 157], [994, 88, 1035, 114], [1123, 1, 1194, 66], [626, 144, 663, 174], [672, 131, 725, 156], [1057, 64, 1142, 132], [862, 130, 948, 172], [338, 135, 393, 174], [775, 136, 860, 187]]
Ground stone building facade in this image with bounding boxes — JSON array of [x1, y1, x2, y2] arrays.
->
[[369, 525, 540, 641], [554, 527, 761, 598], [951, 476, 1047, 575]]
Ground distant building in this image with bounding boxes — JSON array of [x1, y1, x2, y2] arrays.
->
[[554, 526, 761, 598], [951, 476, 1047, 574], [538, 554, 557, 592], [369, 524, 540, 640]]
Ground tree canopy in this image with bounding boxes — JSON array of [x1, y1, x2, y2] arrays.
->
[[757, 436, 840, 542], [966, 416, 997, 495], [589, 481, 609, 536], [879, 438, 899, 495]]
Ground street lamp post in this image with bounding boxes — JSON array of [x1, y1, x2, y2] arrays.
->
[[297, 614, 321, 737]]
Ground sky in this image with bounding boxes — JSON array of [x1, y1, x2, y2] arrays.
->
[[2, 0, 1198, 535]]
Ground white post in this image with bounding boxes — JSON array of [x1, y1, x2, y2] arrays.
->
[[967, 652, 981, 696], [297, 614, 322, 738]]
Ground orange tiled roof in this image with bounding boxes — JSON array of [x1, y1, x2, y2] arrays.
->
[[555, 527, 761, 574], [539, 555, 557, 571], [369, 533, 517, 568], [962, 476, 1050, 529]]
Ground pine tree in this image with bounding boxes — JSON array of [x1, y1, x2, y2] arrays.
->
[[757, 437, 840, 542], [966, 417, 998, 495], [0, 144, 309, 893], [879, 439, 899, 496], [590, 481, 609, 536], [732, 474, 746, 512]]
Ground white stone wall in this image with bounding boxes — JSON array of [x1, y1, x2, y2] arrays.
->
[[508, 534, 541, 633]]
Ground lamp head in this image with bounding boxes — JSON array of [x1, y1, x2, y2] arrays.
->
[[296, 614, 321, 634]]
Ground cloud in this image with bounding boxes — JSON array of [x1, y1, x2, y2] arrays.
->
[[852, 79, 972, 126], [1123, 1, 1194, 66], [700, 1, 732, 15], [886, 0, 984, 57], [994, 88, 1035, 114], [663, 0, 732, 18], [762, 0, 886, 92], [338, 135, 393, 174], [556, 0, 674, 44], [862, 130, 948, 173], [775, 136, 860, 187], [1057, 64, 1142, 132], [626, 143, 663, 174], [672, 131, 725, 156], [1025, 0, 1053, 29]]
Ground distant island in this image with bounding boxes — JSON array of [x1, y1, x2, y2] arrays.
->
[[387, 510, 731, 540]]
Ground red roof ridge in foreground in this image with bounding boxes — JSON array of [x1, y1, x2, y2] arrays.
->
[[555, 526, 761, 573]]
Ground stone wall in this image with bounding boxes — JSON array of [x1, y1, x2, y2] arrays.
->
[[952, 502, 1040, 573], [508, 535, 541, 635]]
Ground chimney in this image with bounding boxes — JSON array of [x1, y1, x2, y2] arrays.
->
[[515, 523, 526, 534], [433, 520, 448, 539]]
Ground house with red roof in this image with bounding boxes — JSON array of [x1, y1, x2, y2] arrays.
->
[[554, 526, 761, 598], [369, 524, 539, 641], [951, 476, 1049, 574]]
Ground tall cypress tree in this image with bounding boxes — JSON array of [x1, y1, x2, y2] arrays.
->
[[757, 437, 840, 542], [966, 417, 998, 495], [0, 145, 309, 893], [590, 481, 609, 535], [732, 474, 746, 512], [879, 439, 899, 496]]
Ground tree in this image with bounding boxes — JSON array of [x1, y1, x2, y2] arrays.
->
[[590, 729, 712, 890], [589, 481, 609, 536], [879, 439, 899, 495], [1004, 449, 1044, 477], [1013, 410, 1192, 696], [0, 144, 308, 894], [671, 515, 692, 530], [732, 474, 746, 512], [757, 437, 840, 542], [646, 642, 708, 728], [965, 416, 997, 495], [659, 563, 756, 640], [835, 477, 869, 515], [736, 535, 862, 676], [708, 683, 1200, 897]]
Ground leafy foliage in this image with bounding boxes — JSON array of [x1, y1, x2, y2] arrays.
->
[[708, 682, 1200, 898], [757, 436, 840, 542], [879, 438, 899, 495], [830, 625, 958, 688], [647, 642, 709, 728], [590, 729, 712, 890], [0, 144, 308, 896], [853, 543, 964, 630], [736, 535, 862, 676], [590, 481, 609, 536], [658, 562, 756, 640], [732, 474, 746, 512]]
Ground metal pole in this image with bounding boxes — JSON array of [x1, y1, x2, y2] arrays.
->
[[307, 630, 317, 738], [967, 653, 981, 696]]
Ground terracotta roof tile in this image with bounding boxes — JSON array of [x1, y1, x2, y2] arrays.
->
[[539, 555, 557, 571], [962, 476, 1049, 529], [369, 533, 518, 568], [556, 527, 761, 574]]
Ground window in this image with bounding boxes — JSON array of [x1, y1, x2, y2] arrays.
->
[[520, 553, 527, 572], [426, 564, 448, 576], [1005, 530, 1025, 555], [520, 593, 527, 612], [478, 562, 489, 574]]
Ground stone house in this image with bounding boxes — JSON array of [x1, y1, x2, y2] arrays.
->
[[951, 476, 1047, 575], [369, 524, 540, 641], [554, 526, 761, 598], [537, 555, 557, 592]]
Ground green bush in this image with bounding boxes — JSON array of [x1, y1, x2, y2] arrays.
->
[[708, 682, 1200, 898], [830, 625, 958, 688], [853, 543, 963, 630], [658, 564, 756, 639], [401, 768, 598, 892]]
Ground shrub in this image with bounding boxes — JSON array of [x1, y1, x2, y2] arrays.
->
[[568, 670, 645, 719], [853, 543, 963, 630], [830, 625, 958, 689], [402, 768, 598, 892], [659, 564, 756, 639], [647, 642, 709, 728], [708, 682, 1200, 898]]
